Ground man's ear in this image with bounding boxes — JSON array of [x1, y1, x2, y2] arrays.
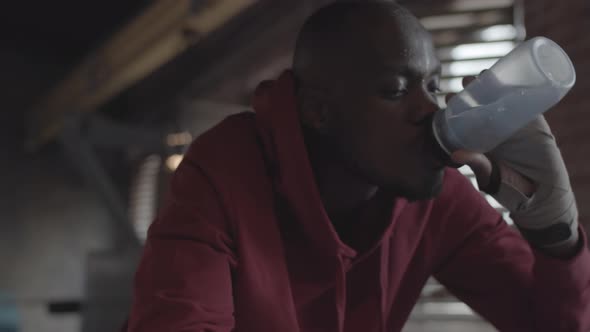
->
[[297, 87, 330, 132]]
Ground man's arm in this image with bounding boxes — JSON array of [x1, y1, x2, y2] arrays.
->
[[126, 157, 237, 332], [432, 170, 590, 332]]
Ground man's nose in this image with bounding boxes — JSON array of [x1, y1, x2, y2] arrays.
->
[[408, 87, 441, 125]]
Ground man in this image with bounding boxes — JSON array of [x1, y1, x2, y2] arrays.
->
[[126, 1, 590, 331]]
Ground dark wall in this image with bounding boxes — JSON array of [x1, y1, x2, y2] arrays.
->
[[525, 0, 590, 231]]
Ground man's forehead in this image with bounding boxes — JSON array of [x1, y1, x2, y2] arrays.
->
[[292, 2, 438, 86], [364, 39, 439, 79], [358, 9, 439, 76], [380, 40, 440, 75]]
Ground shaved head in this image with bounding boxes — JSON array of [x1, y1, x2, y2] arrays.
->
[[292, 1, 444, 201], [293, 1, 429, 91]]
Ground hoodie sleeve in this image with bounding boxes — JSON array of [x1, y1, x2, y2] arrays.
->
[[126, 156, 237, 332], [432, 169, 590, 332]]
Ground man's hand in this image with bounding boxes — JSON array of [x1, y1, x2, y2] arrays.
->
[[446, 75, 580, 258]]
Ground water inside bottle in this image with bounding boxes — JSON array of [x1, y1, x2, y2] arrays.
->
[[443, 80, 563, 152]]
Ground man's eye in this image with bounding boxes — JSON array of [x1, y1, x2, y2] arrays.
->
[[382, 89, 407, 99], [429, 86, 441, 93], [428, 82, 441, 93]]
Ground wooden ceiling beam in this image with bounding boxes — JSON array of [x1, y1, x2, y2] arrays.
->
[[27, 0, 256, 150]]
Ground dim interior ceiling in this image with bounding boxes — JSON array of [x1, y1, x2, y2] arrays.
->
[[1, 0, 518, 148]]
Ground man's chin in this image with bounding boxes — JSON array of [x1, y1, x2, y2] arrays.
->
[[385, 169, 445, 201], [405, 181, 443, 201]]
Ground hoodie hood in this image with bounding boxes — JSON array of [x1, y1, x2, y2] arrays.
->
[[252, 70, 356, 258]]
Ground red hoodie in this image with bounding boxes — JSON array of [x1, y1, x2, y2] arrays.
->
[[126, 71, 590, 332]]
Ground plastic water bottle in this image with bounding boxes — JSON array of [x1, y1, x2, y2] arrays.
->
[[432, 37, 576, 155]]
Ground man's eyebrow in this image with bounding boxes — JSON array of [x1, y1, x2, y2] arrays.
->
[[380, 64, 441, 77]]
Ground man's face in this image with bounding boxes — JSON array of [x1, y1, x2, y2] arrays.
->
[[321, 16, 445, 201]]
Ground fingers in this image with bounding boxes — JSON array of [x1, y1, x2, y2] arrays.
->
[[462, 76, 476, 87], [451, 150, 491, 169], [445, 70, 488, 105], [462, 70, 488, 87], [445, 93, 456, 104], [498, 163, 536, 197], [446, 75, 475, 104], [451, 150, 493, 188]]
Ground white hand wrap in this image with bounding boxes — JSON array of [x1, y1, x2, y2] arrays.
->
[[487, 116, 579, 250]]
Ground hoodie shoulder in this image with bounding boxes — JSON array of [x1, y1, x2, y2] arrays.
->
[[184, 111, 262, 168], [180, 111, 273, 190]]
